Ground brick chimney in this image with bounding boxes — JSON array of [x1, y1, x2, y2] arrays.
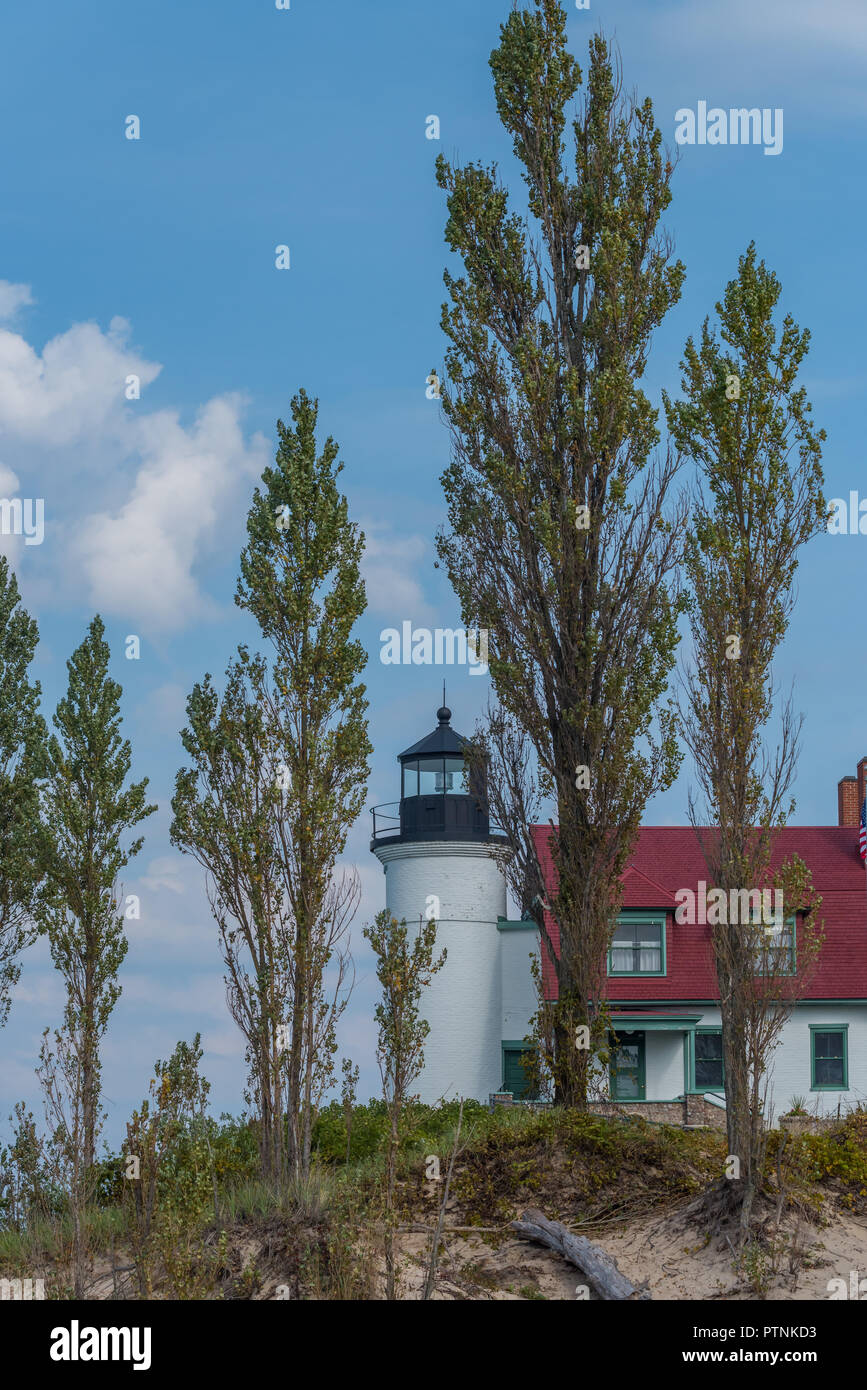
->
[[839, 776, 858, 827], [838, 758, 867, 826]]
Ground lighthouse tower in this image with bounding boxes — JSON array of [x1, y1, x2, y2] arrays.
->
[[370, 703, 509, 1103]]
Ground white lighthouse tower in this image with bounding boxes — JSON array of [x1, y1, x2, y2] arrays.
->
[[370, 702, 509, 1103]]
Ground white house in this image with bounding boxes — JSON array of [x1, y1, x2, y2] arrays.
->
[[370, 707, 867, 1123]]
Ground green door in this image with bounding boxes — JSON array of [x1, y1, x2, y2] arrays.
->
[[503, 1046, 534, 1098], [610, 1031, 646, 1100]]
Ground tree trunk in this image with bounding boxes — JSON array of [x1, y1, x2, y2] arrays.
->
[[510, 1208, 651, 1299], [287, 925, 308, 1178], [384, 1110, 399, 1300], [82, 924, 97, 1171]]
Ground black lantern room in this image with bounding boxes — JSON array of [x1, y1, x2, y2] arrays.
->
[[370, 703, 503, 847]]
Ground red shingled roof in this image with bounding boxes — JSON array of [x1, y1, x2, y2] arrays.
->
[[531, 824, 867, 1001]]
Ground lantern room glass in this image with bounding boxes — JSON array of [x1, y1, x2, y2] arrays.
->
[[442, 757, 465, 794], [418, 759, 440, 795], [402, 756, 467, 797], [402, 761, 419, 797]]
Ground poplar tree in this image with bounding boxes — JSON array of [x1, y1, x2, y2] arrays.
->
[[0, 558, 45, 1026], [172, 655, 295, 1180], [435, 3, 686, 1104], [364, 909, 445, 1300], [173, 389, 371, 1179], [238, 389, 371, 1176], [37, 615, 156, 1172], [665, 244, 827, 1239]]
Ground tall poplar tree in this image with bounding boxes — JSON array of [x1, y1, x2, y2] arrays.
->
[[37, 615, 156, 1172], [0, 558, 45, 1026], [173, 389, 371, 1178], [435, 4, 686, 1103], [665, 245, 827, 1238]]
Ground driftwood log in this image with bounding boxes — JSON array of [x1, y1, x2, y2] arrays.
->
[[510, 1208, 652, 1300]]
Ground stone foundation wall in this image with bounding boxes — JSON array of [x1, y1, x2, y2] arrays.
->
[[684, 1093, 727, 1129], [778, 1113, 840, 1137], [589, 1100, 686, 1124], [490, 1092, 728, 1128], [588, 1095, 728, 1129]]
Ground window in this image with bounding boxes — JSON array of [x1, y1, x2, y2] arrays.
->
[[748, 910, 796, 975], [810, 1026, 848, 1091], [608, 914, 665, 976], [402, 761, 419, 797], [693, 1029, 724, 1090], [417, 760, 440, 795], [441, 757, 466, 795]]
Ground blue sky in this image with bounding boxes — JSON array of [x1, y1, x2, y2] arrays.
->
[[1, 0, 866, 1142]]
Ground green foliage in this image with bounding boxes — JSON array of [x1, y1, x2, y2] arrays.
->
[[311, 1097, 490, 1165], [36, 615, 156, 1170], [785, 1114, 867, 1210], [173, 389, 371, 1180], [340, 1057, 360, 1163], [665, 242, 827, 1217], [0, 1102, 62, 1230], [364, 912, 446, 1110], [737, 1238, 773, 1298], [38, 615, 156, 942], [123, 1035, 221, 1296], [235, 387, 372, 865], [0, 558, 46, 1026], [443, 1108, 716, 1225], [433, 4, 687, 1106]]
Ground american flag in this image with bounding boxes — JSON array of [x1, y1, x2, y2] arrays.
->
[[860, 795, 867, 862]]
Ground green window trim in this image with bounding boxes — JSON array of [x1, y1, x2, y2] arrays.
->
[[809, 1024, 849, 1091], [607, 911, 667, 978], [689, 1027, 725, 1092]]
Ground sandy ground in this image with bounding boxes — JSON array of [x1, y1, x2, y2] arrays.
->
[[600, 1205, 867, 1301], [357, 1203, 867, 1301], [22, 1199, 867, 1300]]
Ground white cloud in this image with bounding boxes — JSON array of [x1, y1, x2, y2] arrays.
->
[[73, 394, 266, 631], [136, 682, 188, 735], [361, 521, 437, 621], [8, 969, 66, 1015], [0, 305, 268, 630], [139, 853, 188, 897], [661, 0, 867, 59], [0, 458, 21, 562], [0, 281, 34, 323], [120, 972, 228, 1018], [0, 315, 158, 448], [608, 0, 867, 117]]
